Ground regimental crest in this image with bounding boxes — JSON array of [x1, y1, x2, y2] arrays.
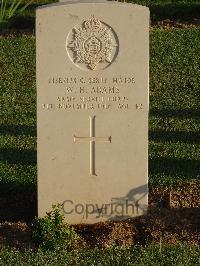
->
[[67, 16, 118, 71]]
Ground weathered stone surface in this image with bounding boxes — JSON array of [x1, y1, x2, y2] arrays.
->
[[37, 2, 149, 224]]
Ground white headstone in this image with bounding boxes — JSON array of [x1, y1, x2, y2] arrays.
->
[[37, 1, 149, 224]]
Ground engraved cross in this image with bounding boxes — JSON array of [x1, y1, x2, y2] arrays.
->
[[74, 116, 111, 176]]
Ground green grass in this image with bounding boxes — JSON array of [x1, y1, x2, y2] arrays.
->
[[0, 29, 200, 219], [149, 28, 200, 185], [0, 244, 199, 265], [0, 36, 36, 220]]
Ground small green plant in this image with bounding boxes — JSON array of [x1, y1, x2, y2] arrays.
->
[[0, 0, 33, 25], [32, 204, 79, 251]]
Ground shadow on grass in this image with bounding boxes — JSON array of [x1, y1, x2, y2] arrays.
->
[[150, 3, 200, 21], [0, 149, 36, 165], [127, 1, 200, 20], [0, 125, 36, 137], [149, 130, 200, 143], [150, 108, 200, 118], [149, 158, 200, 179], [0, 126, 37, 221], [0, 184, 37, 222]]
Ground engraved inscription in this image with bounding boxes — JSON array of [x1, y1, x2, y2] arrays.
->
[[67, 16, 118, 71], [42, 75, 137, 112], [74, 116, 111, 175]]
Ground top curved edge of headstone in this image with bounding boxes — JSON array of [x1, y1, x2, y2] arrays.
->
[[36, 1, 149, 12]]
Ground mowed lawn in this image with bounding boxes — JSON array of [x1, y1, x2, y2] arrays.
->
[[0, 244, 199, 265]]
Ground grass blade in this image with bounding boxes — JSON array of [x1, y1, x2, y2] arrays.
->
[[19, 0, 33, 13], [0, 0, 3, 20], [8, 0, 23, 19], [0, 0, 8, 21]]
